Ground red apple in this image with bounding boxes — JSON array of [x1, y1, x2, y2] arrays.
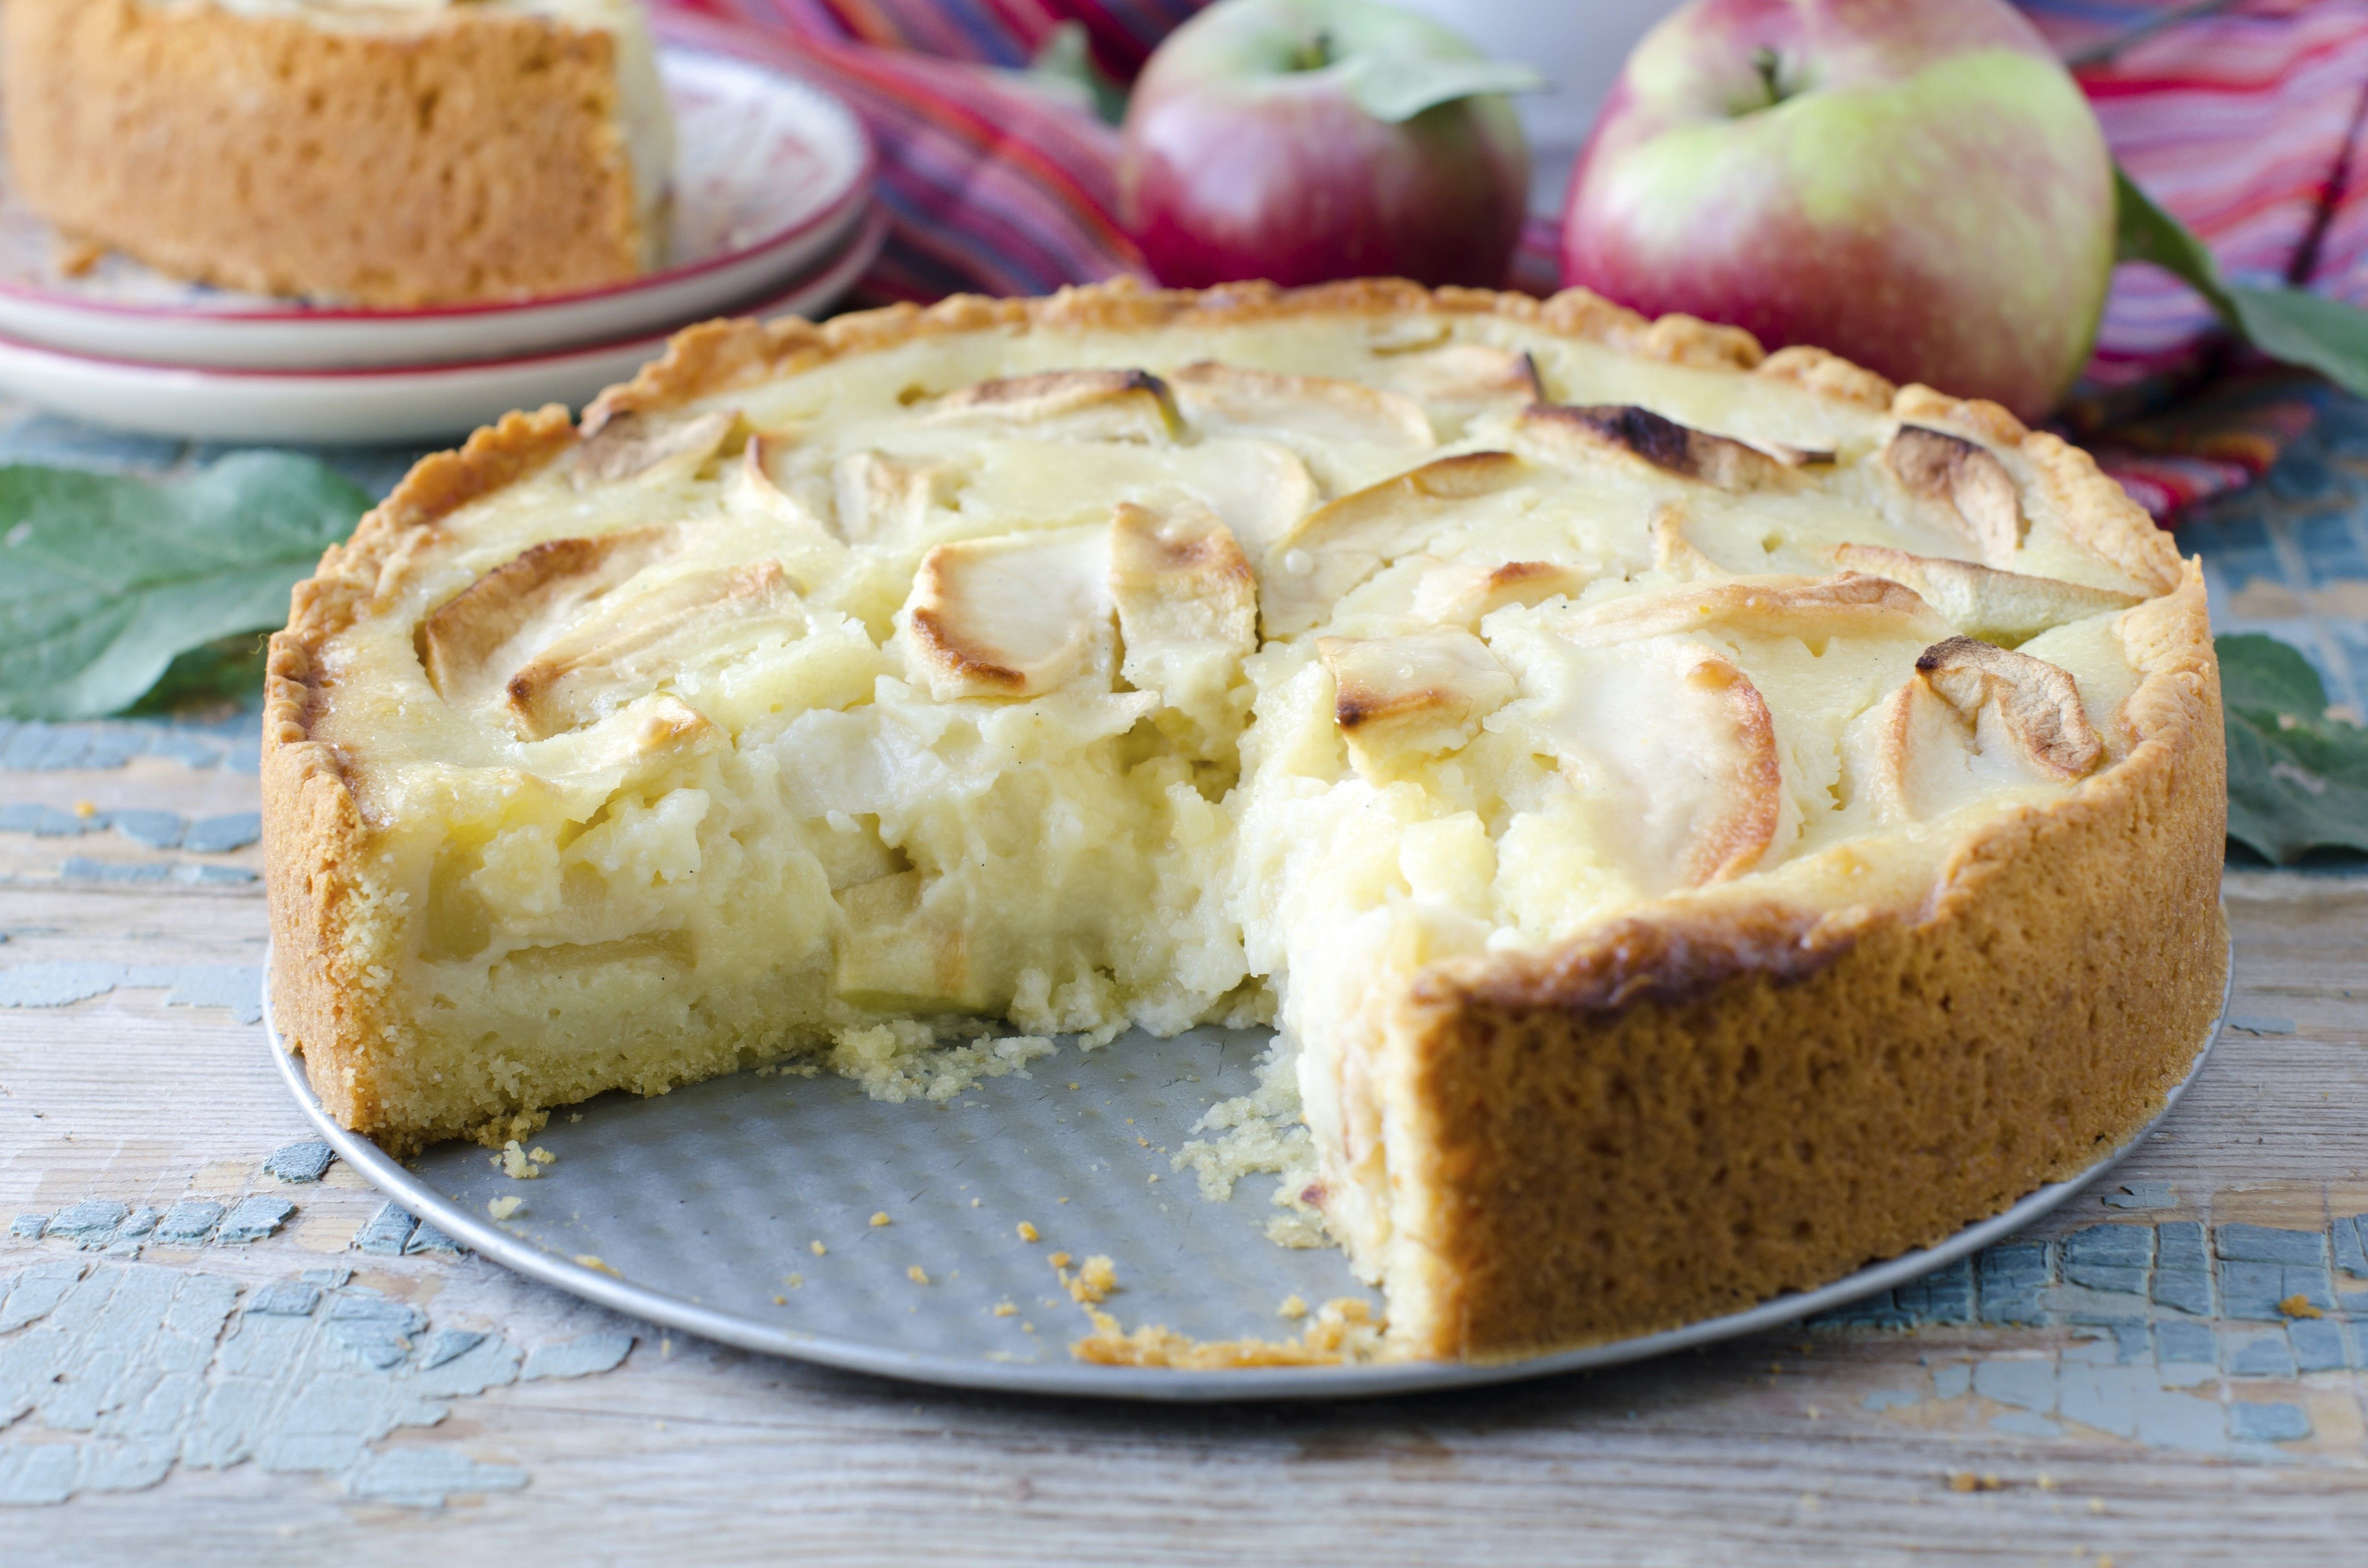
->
[[1121, 0, 1536, 290], [1561, 0, 2114, 421]]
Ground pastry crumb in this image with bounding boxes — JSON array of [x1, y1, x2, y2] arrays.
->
[[772, 1295, 786, 1305], [869, 1211, 892, 1227], [1073, 1296, 1383, 1368], [1048, 1250, 1072, 1270], [487, 1196, 522, 1220], [908, 1265, 930, 1285], [810, 1240, 826, 1256], [993, 1301, 1018, 1317], [1064, 1255, 1117, 1305], [2279, 1293, 2324, 1319], [499, 1140, 541, 1180], [1278, 1294, 1307, 1320], [529, 1146, 556, 1166], [572, 1254, 617, 1275], [1017, 1222, 1040, 1242]]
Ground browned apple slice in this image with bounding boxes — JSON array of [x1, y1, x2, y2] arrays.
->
[[576, 409, 738, 485], [1260, 451, 1531, 637], [829, 449, 960, 544], [1169, 362, 1435, 450], [1841, 676, 1973, 824], [1518, 403, 1793, 491], [1846, 637, 2103, 821], [1369, 342, 1543, 426], [925, 368, 1180, 442], [503, 561, 804, 740], [1108, 509, 1259, 668], [416, 527, 673, 704], [1534, 635, 1784, 888], [1884, 425, 2023, 567], [1317, 629, 1516, 778], [1650, 501, 1721, 579], [900, 526, 1114, 699], [1411, 557, 1594, 626], [1832, 543, 2140, 643], [1914, 636, 2102, 779], [1556, 571, 1948, 649]]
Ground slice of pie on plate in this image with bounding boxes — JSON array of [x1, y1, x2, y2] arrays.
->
[[263, 279, 2225, 1363]]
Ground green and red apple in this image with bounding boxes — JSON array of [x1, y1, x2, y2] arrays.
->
[[1561, 0, 2114, 420], [1122, 0, 1537, 290]]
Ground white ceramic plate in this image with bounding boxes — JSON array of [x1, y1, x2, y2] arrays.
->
[[266, 952, 2229, 1402], [0, 206, 883, 443], [0, 38, 874, 370]]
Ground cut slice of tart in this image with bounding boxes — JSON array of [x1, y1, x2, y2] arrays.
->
[[2, 0, 673, 305], [265, 279, 2226, 1363]]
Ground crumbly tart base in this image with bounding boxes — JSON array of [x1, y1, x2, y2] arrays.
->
[[264, 278, 2227, 1363], [2, 0, 651, 305]]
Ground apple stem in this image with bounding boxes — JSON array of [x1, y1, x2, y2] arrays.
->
[[1289, 30, 1333, 72], [1752, 47, 1790, 108]]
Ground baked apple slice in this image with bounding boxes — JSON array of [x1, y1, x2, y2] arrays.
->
[[1831, 543, 2141, 644], [1317, 629, 1516, 780], [1883, 424, 2023, 568], [900, 526, 1114, 699], [925, 368, 1181, 442], [1259, 450, 1530, 636]]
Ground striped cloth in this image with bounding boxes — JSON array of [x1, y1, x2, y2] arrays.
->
[[654, 0, 2368, 521]]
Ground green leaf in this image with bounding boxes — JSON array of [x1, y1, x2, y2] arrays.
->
[[1022, 20, 1129, 127], [2215, 633, 2368, 863], [2115, 165, 2368, 399], [0, 452, 372, 721], [1344, 55, 1545, 124]]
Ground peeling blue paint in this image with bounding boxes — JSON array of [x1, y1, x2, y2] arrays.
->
[[2103, 1182, 2177, 1210], [0, 963, 262, 1025], [0, 1260, 629, 1508], [0, 713, 262, 774], [354, 1203, 418, 1257], [214, 1197, 294, 1245], [344, 1448, 527, 1508], [263, 1141, 334, 1184], [403, 1224, 461, 1258], [154, 1201, 223, 1247], [1828, 1213, 2368, 1455], [2230, 1402, 2312, 1443], [43, 1202, 127, 1249], [520, 1334, 634, 1381]]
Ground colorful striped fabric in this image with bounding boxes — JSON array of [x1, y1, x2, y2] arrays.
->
[[654, 0, 2368, 521]]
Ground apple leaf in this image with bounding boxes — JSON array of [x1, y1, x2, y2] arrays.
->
[[2115, 165, 2368, 399], [2216, 633, 2368, 863], [1022, 19, 1128, 126], [0, 452, 372, 720], [1344, 56, 1544, 125]]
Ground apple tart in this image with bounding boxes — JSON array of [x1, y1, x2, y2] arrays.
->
[[264, 279, 2226, 1362]]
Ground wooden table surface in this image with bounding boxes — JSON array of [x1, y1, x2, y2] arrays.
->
[[5, 400, 2368, 1564]]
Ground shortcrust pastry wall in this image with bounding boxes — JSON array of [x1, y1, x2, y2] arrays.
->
[[1, 0, 645, 304], [1375, 572, 2228, 1361]]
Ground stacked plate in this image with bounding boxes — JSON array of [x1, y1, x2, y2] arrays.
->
[[0, 34, 881, 445]]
